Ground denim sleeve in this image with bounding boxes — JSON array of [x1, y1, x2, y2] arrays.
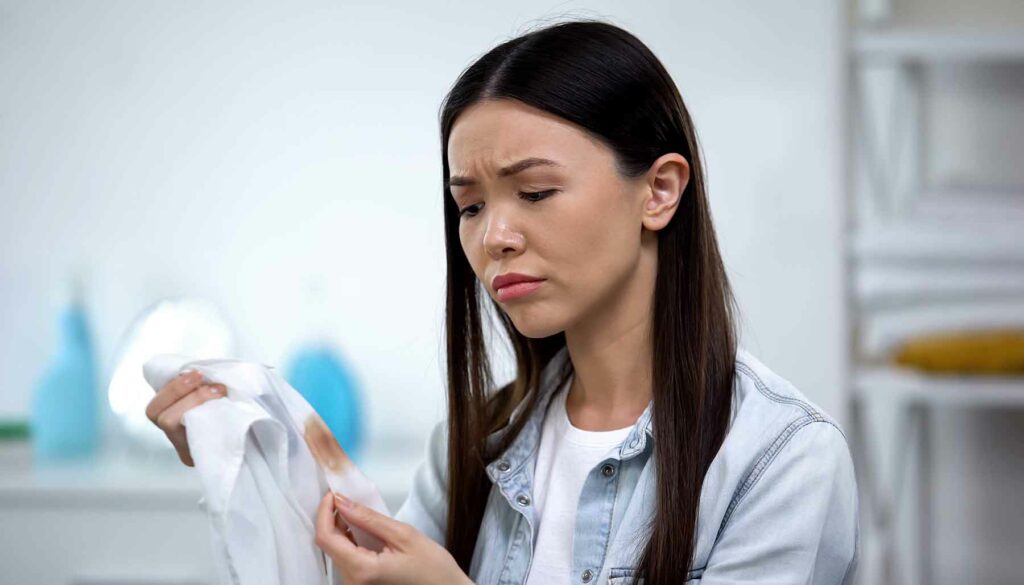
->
[[701, 419, 860, 585], [394, 418, 449, 546]]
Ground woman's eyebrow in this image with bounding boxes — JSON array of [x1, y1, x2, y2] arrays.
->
[[446, 157, 563, 189]]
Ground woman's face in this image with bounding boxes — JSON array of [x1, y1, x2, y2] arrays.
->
[[447, 98, 686, 339]]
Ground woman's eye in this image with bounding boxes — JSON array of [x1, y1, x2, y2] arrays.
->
[[458, 190, 557, 219], [518, 189, 557, 202], [459, 204, 483, 218]]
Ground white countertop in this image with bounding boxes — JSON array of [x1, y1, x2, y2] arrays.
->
[[0, 436, 424, 512]]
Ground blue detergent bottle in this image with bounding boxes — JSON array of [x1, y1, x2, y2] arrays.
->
[[283, 277, 365, 463], [30, 273, 100, 463]]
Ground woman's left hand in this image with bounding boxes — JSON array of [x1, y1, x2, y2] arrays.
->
[[315, 490, 473, 585]]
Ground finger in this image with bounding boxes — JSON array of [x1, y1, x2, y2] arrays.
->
[[334, 508, 358, 545], [146, 370, 206, 422], [343, 526, 357, 546], [315, 491, 375, 564], [154, 384, 226, 431], [334, 493, 415, 550]]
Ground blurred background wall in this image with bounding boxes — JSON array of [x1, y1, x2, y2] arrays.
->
[[0, 0, 1021, 584], [0, 0, 847, 449]]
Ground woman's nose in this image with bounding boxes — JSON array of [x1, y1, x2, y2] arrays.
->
[[483, 216, 526, 259]]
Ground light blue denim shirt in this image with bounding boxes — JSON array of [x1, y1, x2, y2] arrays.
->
[[396, 346, 860, 584]]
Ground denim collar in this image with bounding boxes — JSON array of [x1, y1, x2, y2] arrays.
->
[[484, 346, 655, 483]]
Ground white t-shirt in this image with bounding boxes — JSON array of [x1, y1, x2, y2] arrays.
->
[[524, 374, 635, 585]]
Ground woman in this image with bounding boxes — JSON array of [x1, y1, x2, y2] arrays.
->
[[148, 18, 859, 585]]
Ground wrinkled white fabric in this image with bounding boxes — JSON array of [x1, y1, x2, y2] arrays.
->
[[143, 355, 389, 585]]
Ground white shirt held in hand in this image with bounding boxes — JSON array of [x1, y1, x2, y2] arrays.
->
[[143, 354, 389, 585]]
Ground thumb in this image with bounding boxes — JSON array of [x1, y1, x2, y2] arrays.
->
[[315, 491, 373, 564], [335, 493, 414, 550]]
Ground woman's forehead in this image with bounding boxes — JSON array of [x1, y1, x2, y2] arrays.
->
[[448, 102, 602, 176]]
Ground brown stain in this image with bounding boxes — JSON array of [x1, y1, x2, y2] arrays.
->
[[303, 412, 353, 473]]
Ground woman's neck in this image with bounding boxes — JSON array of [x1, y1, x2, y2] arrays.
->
[[562, 257, 656, 432], [565, 309, 651, 432]]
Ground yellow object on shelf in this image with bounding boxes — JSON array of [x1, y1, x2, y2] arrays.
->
[[892, 329, 1024, 374]]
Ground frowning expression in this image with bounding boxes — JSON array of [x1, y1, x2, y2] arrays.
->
[[447, 98, 651, 338]]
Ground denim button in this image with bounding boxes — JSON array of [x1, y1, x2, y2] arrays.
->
[[581, 568, 594, 582], [601, 463, 616, 478], [516, 493, 531, 507]]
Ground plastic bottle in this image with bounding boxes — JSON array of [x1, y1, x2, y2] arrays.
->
[[30, 272, 100, 462]]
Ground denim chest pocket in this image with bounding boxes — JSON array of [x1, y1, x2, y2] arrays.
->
[[607, 568, 644, 585], [607, 567, 702, 584]]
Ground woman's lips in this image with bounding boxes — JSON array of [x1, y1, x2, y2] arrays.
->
[[496, 279, 545, 302]]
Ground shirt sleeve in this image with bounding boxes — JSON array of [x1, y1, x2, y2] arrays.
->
[[700, 419, 860, 585], [394, 418, 450, 546]]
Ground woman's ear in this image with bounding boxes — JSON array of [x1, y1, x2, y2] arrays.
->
[[641, 153, 690, 232]]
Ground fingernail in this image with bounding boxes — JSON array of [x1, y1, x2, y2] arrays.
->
[[334, 493, 354, 508], [207, 385, 221, 395]]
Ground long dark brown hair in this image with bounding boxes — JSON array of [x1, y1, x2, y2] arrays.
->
[[438, 18, 738, 584]]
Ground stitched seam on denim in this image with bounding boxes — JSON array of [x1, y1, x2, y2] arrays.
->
[[735, 361, 816, 416], [501, 387, 559, 478], [618, 408, 652, 459], [714, 415, 833, 543], [497, 512, 525, 585], [738, 417, 837, 517], [608, 566, 705, 580], [621, 427, 650, 460], [606, 566, 707, 578], [494, 472, 520, 514], [502, 438, 540, 479], [596, 459, 621, 577], [735, 361, 850, 443]]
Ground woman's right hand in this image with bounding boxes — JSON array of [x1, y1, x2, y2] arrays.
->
[[144, 370, 227, 467]]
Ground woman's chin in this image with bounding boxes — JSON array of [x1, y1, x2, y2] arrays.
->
[[504, 308, 567, 339]]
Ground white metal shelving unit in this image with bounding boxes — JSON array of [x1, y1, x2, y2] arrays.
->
[[844, 19, 1024, 585]]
